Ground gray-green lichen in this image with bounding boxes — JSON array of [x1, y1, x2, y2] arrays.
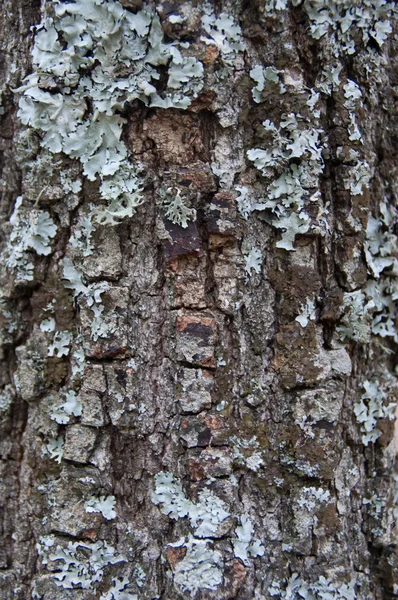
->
[[337, 200, 398, 344], [152, 471, 264, 593], [15, 0, 211, 229], [4, 196, 57, 282], [1, 0, 398, 597], [354, 378, 396, 445], [246, 111, 324, 250], [36, 535, 126, 591]]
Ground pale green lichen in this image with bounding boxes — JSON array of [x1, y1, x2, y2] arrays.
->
[[316, 63, 342, 95], [235, 185, 251, 219], [70, 210, 96, 257], [60, 171, 82, 195], [48, 330, 73, 357], [63, 258, 109, 305], [38, 535, 125, 590], [96, 165, 144, 226], [303, 0, 394, 54], [338, 200, 398, 344], [365, 202, 397, 278], [71, 342, 86, 379], [85, 495, 117, 520], [152, 472, 230, 537], [169, 536, 223, 594], [44, 436, 64, 463], [230, 435, 264, 472], [159, 187, 196, 228], [269, 572, 357, 599], [354, 379, 396, 445], [50, 390, 82, 424], [201, 4, 245, 63], [152, 470, 264, 592], [343, 79, 363, 143], [17, 0, 205, 222], [100, 577, 138, 600], [232, 513, 265, 565], [263, 0, 289, 14], [250, 64, 286, 103], [245, 247, 263, 276], [40, 317, 56, 333], [90, 305, 117, 342], [4, 196, 57, 281], [246, 112, 324, 250], [295, 299, 317, 328]]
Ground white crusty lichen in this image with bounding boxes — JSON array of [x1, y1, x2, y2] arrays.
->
[[297, 486, 330, 511], [38, 535, 125, 590], [354, 379, 396, 445], [336, 290, 374, 343], [85, 495, 117, 520], [0, 385, 14, 412], [362, 493, 387, 539], [344, 157, 371, 196], [0, 296, 18, 346]]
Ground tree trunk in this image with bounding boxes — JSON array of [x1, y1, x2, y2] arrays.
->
[[0, 1, 397, 598]]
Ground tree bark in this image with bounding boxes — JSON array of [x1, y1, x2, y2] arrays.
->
[[0, 1, 397, 598]]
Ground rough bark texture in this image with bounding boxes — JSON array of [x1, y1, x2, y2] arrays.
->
[[0, 1, 397, 599]]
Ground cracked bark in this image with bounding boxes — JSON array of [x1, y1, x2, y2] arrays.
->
[[0, 1, 397, 599]]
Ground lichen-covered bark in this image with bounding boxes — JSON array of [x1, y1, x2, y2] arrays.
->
[[0, 1, 397, 599]]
